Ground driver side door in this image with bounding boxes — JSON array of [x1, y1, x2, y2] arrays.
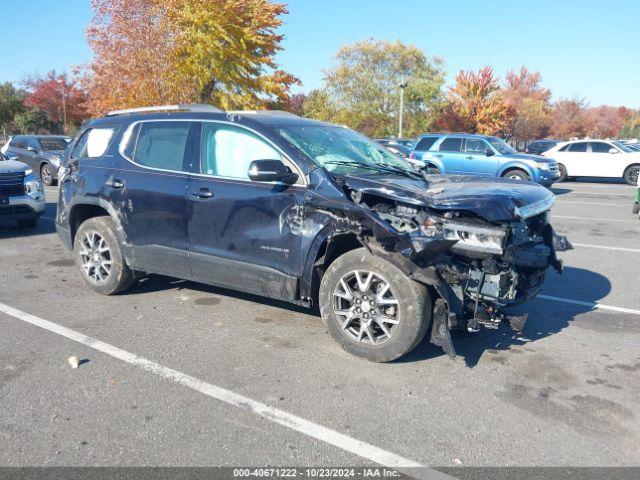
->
[[462, 137, 498, 176], [187, 122, 306, 301]]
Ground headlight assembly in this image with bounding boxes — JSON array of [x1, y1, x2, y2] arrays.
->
[[421, 217, 506, 255], [532, 161, 550, 170], [24, 177, 44, 198]]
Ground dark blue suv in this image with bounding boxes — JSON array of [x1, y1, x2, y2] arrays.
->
[[410, 133, 560, 187], [56, 105, 564, 362]]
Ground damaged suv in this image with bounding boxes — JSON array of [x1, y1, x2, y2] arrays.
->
[[56, 105, 562, 362]]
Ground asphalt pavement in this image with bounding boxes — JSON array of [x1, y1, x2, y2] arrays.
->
[[1, 180, 639, 471]]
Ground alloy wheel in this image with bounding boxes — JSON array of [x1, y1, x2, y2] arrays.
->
[[332, 270, 400, 345], [41, 165, 52, 185], [78, 231, 112, 284]]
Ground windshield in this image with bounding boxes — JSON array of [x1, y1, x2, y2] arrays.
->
[[277, 125, 417, 176], [613, 142, 634, 153], [487, 137, 517, 155], [39, 138, 69, 151]]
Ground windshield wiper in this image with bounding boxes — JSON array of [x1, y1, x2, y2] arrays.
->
[[323, 160, 423, 180], [322, 160, 386, 172]]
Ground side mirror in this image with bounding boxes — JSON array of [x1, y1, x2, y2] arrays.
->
[[248, 159, 298, 183], [8, 156, 18, 161], [27, 146, 37, 153], [609, 148, 618, 154], [485, 149, 495, 157]]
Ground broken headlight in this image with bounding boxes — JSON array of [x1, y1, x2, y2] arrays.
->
[[421, 218, 506, 255]]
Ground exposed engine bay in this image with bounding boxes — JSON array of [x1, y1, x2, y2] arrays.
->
[[348, 188, 567, 357]]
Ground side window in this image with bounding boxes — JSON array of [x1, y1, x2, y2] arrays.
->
[[71, 127, 116, 159], [591, 142, 614, 154], [438, 137, 463, 152], [414, 136, 437, 151], [465, 138, 488, 154], [9, 137, 21, 148], [28, 138, 40, 151], [567, 142, 588, 153], [201, 124, 281, 179], [131, 122, 191, 171]]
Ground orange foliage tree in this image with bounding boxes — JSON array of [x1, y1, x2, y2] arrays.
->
[[84, 0, 299, 115], [503, 67, 551, 145], [550, 98, 592, 139], [437, 66, 510, 136]]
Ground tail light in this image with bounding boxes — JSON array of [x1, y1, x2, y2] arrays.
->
[[409, 152, 415, 159]]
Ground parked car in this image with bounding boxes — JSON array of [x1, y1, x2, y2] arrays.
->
[[0, 152, 45, 228], [56, 105, 563, 362], [543, 140, 640, 185], [410, 133, 560, 187], [376, 138, 415, 149], [381, 143, 412, 158], [5, 135, 71, 186], [526, 140, 558, 156]]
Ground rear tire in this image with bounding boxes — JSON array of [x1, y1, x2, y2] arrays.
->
[[73, 216, 134, 295], [503, 169, 530, 181], [319, 248, 432, 362], [557, 164, 568, 182], [424, 164, 441, 174], [623, 165, 640, 186]]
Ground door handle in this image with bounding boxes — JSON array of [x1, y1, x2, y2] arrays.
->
[[466, 155, 474, 159], [105, 179, 124, 189], [190, 188, 214, 199], [434, 154, 443, 158]]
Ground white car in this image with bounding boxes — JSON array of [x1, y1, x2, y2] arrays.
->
[[543, 139, 640, 185]]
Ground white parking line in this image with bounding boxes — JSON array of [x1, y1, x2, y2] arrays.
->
[[537, 295, 640, 315], [572, 243, 640, 253], [556, 201, 629, 207], [552, 215, 637, 224], [561, 192, 631, 197], [0, 302, 451, 478]]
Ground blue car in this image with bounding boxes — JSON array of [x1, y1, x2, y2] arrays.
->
[[409, 133, 561, 187]]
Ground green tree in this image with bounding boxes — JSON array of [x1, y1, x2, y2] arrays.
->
[[303, 39, 445, 137], [0, 82, 26, 135], [620, 113, 640, 138], [13, 108, 53, 134]]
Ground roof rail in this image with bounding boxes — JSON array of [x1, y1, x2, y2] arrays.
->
[[106, 104, 224, 116], [227, 110, 298, 117]]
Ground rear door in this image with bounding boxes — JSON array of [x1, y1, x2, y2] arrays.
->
[[109, 120, 195, 279], [462, 137, 498, 176], [434, 136, 466, 173], [559, 141, 590, 176], [186, 121, 305, 301]]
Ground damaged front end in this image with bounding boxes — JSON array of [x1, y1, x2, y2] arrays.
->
[[343, 180, 567, 357]]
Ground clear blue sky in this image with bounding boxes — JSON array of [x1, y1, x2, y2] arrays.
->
[[1, 0, 638, 107]]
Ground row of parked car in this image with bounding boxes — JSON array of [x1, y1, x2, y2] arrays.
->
[[377, 135, 640, 186]]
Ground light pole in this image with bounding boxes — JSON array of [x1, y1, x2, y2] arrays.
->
[[58, 79, 67, 133], [398, 82, 407, 139]]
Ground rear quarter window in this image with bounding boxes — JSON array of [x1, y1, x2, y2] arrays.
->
[[438, 137, 463, 152], [414, 136, 437, 151]]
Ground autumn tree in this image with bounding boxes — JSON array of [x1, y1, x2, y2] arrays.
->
[[550, 98, 592, 139], [585, 105, 632, 138], [23, 70, 88, 133], [438, 66, 510, 136], [503, 67, 551, 146], [303, 39, 445, 137], [84, 0, 299, 115]]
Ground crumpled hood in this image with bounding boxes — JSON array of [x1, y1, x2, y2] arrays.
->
[[342, 173, 555, 222], [0, 159, 30, 174]]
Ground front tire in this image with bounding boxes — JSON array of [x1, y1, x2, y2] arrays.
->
[[319, 248, 432, 362], [73, 217, 134, 295], [503, 169, 530, 181], [40, 163, 55, 186], [623, 165, 640, 186], [557, 164, 568, 182]]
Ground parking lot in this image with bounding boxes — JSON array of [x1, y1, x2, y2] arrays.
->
[[1, 180, 639, 469]]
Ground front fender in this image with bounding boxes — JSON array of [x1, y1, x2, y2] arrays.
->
[[498, 161, 535, 178]]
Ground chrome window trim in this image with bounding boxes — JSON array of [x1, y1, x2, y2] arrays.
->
[[118, 118, 307, 187]]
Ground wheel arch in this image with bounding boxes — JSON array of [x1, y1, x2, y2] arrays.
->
[[300, 227, 364, 305], [68, 198, 128, 250], [499, 163, 532, 178]]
